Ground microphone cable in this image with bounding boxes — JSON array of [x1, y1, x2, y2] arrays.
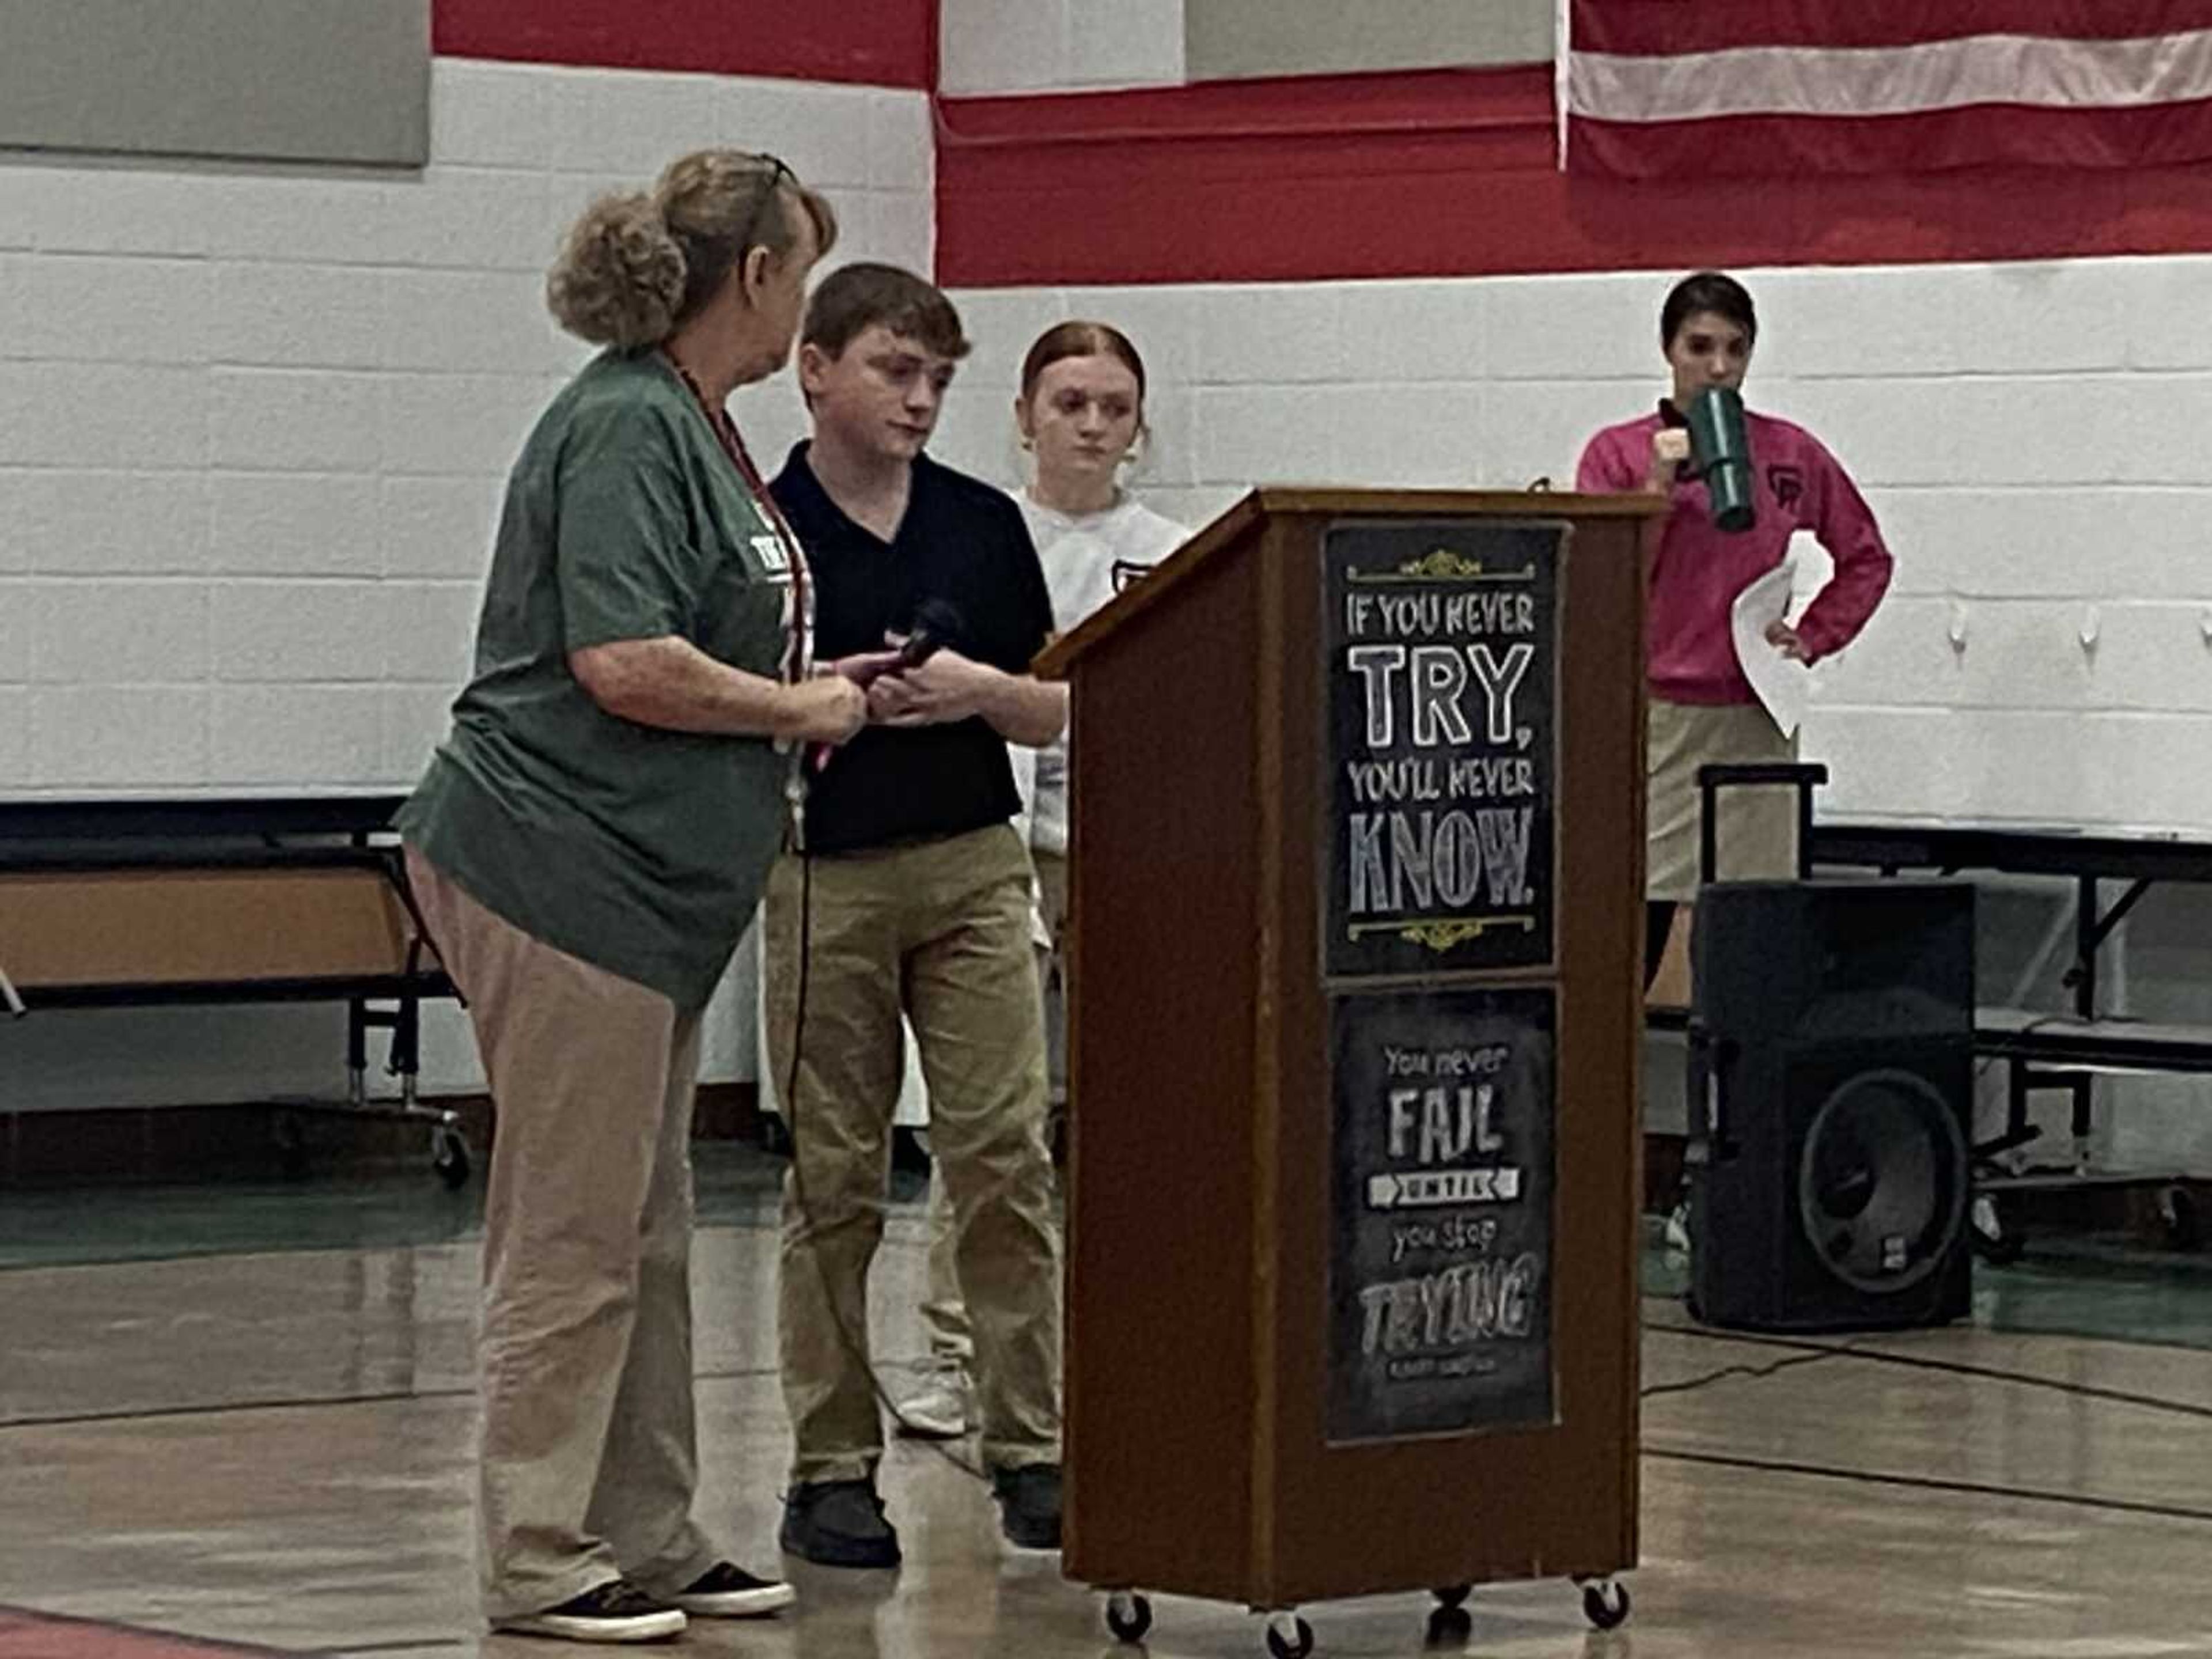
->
[[779, 686, 996, 1490]]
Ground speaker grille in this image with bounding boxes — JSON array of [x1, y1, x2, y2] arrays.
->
[[1796, 1066, 1968, 1296]]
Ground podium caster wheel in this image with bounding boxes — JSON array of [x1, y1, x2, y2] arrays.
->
[[1580, 1578, 1631, 1630], [1264, 1612, 1314, 1659], [1431, 1584, 1471, 1611], [1104, 1592, 1152, 1644], [1425, 1604, 1474, 1647]]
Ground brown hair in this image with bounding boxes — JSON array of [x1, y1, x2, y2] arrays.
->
[[1661, 270, 1756, 351], [546, 149, 838, 350], [800, 262, 970, 361], [1020, 320, 1147, 404]]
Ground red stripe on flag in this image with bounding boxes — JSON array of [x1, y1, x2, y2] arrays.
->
[[1570, 1, 2212, 57], [937, 69, 2212, 286], [1568, 97, 2212, 177]]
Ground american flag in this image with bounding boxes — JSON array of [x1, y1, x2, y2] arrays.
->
[[1560, 2, 2212, 177]]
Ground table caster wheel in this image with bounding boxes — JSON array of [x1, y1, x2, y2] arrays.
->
[[2160, 1184, 2200, 1251], [1971, 1193, 2024, 1264], [1105, 1592, 1152, 1643], [1431, 1584, 1471, 1611], [1264, 1612, 1314, 1659], [272, 1110, 309, 1178], [432, 1127, 470, 1189], [1580, 1577, 1631, 1630]]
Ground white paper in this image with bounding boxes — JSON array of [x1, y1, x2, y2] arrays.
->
[[1731, 558, 1813, 738]]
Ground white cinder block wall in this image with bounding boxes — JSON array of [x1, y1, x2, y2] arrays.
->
[[934, 265, 2212, 1175], [941, 263, 2212, 839], [0, 58, 934, 1111]]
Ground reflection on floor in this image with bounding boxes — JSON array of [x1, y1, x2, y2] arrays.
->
[[6, 1145, 2212, 1658], [0, 1603, 303, 1659]]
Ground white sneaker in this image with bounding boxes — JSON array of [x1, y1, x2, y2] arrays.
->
[[1664, 1202, 1692, 1255], [493, 1580, 686, 1643], [895, 1366, 976, 1440], [669, 1560, 796, 1618]]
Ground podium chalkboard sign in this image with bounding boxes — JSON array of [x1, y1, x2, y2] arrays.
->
[[1323, 520, 1560, 979], [1327, 984, 1556, 1445], [1039, 488, 1656, 1634]]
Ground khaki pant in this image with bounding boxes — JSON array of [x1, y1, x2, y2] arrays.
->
[[918, 847, 1067, 1368], [919, 1172, 976, 1373], [1645, 698, 1800, 903], [763, 824, 1062, 1483], [404, 849, 720, 1623]]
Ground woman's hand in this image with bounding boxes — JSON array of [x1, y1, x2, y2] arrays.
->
[[1765, 620, 1810, 664], [825, 647, 907, 688], [777, 675, 869, 744]]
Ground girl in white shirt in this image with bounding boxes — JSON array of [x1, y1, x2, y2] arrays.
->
[[1012, 321, 1190, 952], [899, 321, 1187, 1441]]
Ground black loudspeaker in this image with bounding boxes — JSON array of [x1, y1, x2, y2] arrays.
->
[[1688, 880, 1976, 1332]]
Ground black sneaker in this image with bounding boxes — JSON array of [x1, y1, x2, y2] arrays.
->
[[991, 1461, 1063, 1550], [491, 1578, 685, 1643], [671, 1559, 797, 1618], [779, 1479, 903, 1569]]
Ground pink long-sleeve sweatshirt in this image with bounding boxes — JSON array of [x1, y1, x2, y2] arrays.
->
[[1575, 405, 1893, 704]]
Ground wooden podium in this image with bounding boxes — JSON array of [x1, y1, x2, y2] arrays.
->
[[1036, 489, 1659, 1654]]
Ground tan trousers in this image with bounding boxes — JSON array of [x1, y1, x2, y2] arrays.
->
[[1645, 698, 1800, 902], [404, 849, 720, 1623], [919, 1168, 976, 1374], [918, 847, 1067, 1369], [763, 824, 1062, 1483]]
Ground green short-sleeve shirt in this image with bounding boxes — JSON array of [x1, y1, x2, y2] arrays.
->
[[398, 350, 796, 1011]]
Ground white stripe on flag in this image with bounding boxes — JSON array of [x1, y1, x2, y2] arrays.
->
[[1570, 29, 2212, 124], [1555, 0, 1576, 167]]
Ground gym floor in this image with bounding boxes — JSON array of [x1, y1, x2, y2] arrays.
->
[[5, 1145, 2212, 1659]]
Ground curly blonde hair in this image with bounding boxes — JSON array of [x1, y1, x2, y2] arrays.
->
[[547, 150, 837, 350]]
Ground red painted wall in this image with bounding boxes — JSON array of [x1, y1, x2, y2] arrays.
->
[[433, 0, 935, 89], [938, 67, 2212, 286]]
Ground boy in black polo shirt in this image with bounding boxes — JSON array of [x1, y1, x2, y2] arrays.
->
[[764, 264, 1067, 1567]]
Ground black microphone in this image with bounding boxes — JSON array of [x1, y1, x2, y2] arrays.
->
[[897, 596, 963, 668], [809, 598, 967, 774]]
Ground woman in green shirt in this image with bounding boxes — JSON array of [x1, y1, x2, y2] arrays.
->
[[399, 150, 870, 1645]]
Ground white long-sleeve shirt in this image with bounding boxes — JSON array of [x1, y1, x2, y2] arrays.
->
[[1010, 490, 1189, 858]]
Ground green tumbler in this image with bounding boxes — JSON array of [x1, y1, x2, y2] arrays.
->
[[1686, 385, 1757, 533]]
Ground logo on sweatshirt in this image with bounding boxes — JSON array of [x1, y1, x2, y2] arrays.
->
[[1109, 558, 1158, 595], [1767, 464, 1805, 510]]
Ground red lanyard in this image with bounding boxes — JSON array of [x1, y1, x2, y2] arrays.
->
[[665, 354, 812, 685]]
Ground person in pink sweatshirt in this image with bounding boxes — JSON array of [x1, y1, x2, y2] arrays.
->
[[1575, 271, 1893, 991]]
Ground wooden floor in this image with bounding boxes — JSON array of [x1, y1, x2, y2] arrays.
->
[[6, 1197, 2212, 1658]]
